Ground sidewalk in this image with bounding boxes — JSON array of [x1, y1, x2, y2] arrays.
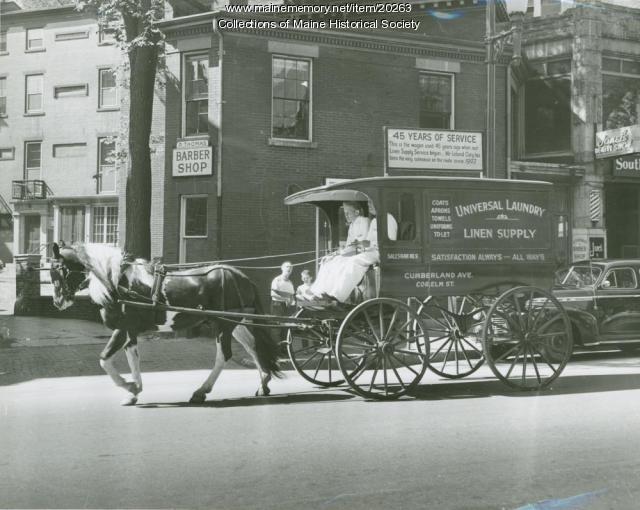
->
[[0, 315, 276, 387]]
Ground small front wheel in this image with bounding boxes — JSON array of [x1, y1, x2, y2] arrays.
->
[[336, 298, 429, 400], [287, 309, 344, 387]]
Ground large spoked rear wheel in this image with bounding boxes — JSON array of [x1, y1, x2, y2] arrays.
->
[[287, 309, 344, 387], [418, 295, 486, 379], [482, 286, 573, 390], [336, 298, 429, 400]]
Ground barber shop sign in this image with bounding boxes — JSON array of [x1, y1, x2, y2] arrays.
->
[[172, 139, 213, 177]]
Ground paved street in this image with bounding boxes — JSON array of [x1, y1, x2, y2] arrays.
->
[[2, 316, 640, 509]]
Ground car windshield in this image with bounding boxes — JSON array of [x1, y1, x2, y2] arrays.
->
[[555, 264, 603, 288]]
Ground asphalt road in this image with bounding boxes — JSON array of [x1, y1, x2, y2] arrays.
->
[[2, 352, 640, 510]]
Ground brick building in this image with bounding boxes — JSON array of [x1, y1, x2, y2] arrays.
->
[[153, 0, 513, 288], [512, 0, 640, 262], [0, 0, 120, 262]]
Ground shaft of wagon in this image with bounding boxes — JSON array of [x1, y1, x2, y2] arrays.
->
[[119, 300, 318, 329]]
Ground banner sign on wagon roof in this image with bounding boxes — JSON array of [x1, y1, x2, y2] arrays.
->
[[385, 127, 483, 172]]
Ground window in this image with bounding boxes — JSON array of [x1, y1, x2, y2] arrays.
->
[[419, 73, 453, 129], [603, 268, 637, 289], [98, 26, 116, 45], [0, 77, 6, 116], [92, 205, 118, 244], [385, 192, 416, 241], [184, 54, 208, 136], [272, 56, 311, 140], [0, 31, 6, 53], [53, 143, 87, 158], [98, 69, 118, 109], [0, 148, 14, 160], [26, 28, 44, 51], [524, 77, 571, 155], [603, 75, 640, 129], [54, 84, 88, 98], [182, 196, 207, 237], [97, 138, 116, 194], [25, 74, 44, 113], [24, 141, 41, 180], [55, 31, 88, 42], [60, 206, 85, 244]]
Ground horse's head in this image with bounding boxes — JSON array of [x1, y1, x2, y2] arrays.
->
[[50, 242, 89, 310]]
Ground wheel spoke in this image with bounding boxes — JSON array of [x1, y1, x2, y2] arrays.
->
[[383, 307, 400, 342], [298, 350, 321, 370], [521, 344, 528, 385], [368, 357, 381, 393], [460, 336, 483, 354], [530, 344, 560, 374], [457, 338, 476, 370], [290, 344, 321, 356], [390, 362, 407, 390], [390, 353, 421, 376], [491, 342, 520, 363], [363, 309, 382, 343], [382, 354, 389, 396], [530, 346, 542, 385], [441, 339, 455, 372], [312, 353, 326, 381], [505, 346, 523, 378], [529, 298, 550, 332], [430, 336, 453, 358], [328, 351, 333, 384]]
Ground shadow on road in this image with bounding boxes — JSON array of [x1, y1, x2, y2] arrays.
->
[[408, 372, 640, 401], [137, 392, 354, 409]]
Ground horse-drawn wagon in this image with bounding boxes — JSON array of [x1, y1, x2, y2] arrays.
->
[[283, 176, 573, 399], [49, 176, 572, 404]]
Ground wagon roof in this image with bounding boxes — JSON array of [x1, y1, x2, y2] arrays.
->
[[284, 176, 552, 205]]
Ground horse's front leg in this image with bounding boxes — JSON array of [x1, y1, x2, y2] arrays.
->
[[233, 324, 271, 397], [123, 332, 142, 404], [190, 339, 226, 404], [99, 329, 141, 406]]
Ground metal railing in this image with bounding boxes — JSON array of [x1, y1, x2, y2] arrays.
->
[[12, 180, 49, 200]]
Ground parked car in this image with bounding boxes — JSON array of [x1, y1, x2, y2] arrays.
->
[[553, 259, 640, 352]]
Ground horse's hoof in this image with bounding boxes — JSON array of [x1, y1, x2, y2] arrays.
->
[[121, 394, 138, 406], [255, 387, 271, 397], [189, 392, 206, 404], [124, 382, 142, 395]]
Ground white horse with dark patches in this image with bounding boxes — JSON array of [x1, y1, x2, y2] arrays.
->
[[50, 242, 281, 405]]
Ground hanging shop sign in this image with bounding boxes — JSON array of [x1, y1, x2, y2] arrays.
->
[[613, 154, 640, 177], [173, 139, 213, 177], [594, 125, 640, 159], [385, 127, 483, 172], [589, 237, 606, 259]]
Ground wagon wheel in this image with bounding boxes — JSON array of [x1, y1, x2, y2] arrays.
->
[[482, 286, 573, 390], [418, 295, 487, 379], [336, 298, 429, 400], [287, 309, 344, 387]]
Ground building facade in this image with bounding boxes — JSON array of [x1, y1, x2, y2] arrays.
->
[[0, 0, 120, 262], [153, 0, 513, 285], [512, 0, 640, 262]]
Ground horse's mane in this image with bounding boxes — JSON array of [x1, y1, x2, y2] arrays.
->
[[74, 243, 153, 308]]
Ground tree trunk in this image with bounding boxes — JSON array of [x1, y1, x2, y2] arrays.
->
[[124, 44, 158, 259]]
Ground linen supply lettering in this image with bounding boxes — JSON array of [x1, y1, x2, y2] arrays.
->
[[463, 228, 537, 240]]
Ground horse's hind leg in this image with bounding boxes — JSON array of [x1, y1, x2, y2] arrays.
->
[[233, 324, 271, 397], [100, 328, 141, 406], [190, 340, 226, 404], [124, 332, 142, 399]]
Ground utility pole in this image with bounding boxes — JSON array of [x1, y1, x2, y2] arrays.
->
[[485, 0, 497, 179]]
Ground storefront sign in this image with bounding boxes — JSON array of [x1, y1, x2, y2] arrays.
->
[[173, 140, 212, 177], [589, 237, 605, 259], [572, 231, 589, 261], [613, 154, 640, 177], [595, 125, 640, 159], [386, 128, 483, 171]]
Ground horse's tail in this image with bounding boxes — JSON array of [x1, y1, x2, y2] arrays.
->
[[249, 281, 283, 379]]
